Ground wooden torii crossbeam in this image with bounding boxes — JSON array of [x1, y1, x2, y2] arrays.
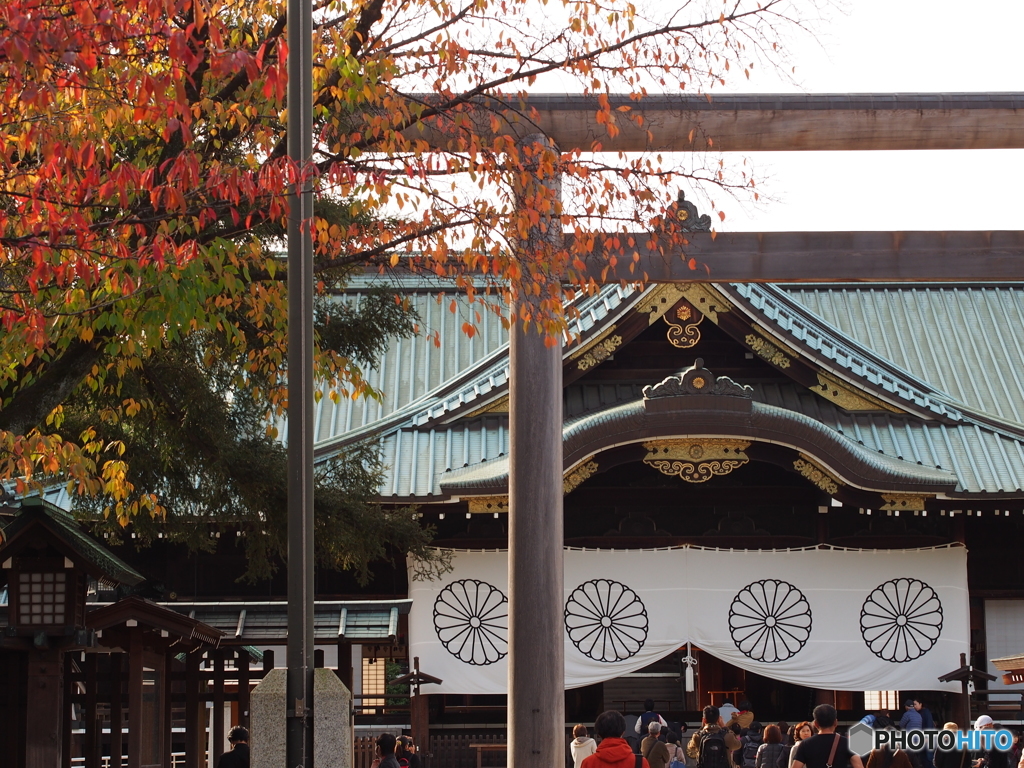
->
[[578, 230, 1024, 283], [504, 92, 1024, 768], [419, 92, 1024, 152]]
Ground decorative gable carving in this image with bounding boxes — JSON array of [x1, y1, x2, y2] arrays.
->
[[664, 300, 703, 349], [643, 358, 753, 400], [643, 439, 751, 483]]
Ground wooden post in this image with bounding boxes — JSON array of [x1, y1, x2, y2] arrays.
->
[[110, 653, 124, 768], [165, 650, 174, 768], [84, 652, 98, 768], [61, 653, 73, 768], [238, 649, 251, 730], [508, 132, 565, 768], [336, 642, 353, 689], [127, 628, 144, 768], [185, 651, 202, 768], [25, 649, 64, 768], [213, 649, 225, 764], [959, 653, 972, 728], [410, 694, 429, 753]]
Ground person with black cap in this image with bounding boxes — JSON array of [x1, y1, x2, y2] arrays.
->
[[217, 726, 250, 768], [899, 700, 923, 732]]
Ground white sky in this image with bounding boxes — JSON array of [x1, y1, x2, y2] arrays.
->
[[706, 0, 1024, 231]]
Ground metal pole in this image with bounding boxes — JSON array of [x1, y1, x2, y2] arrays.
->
[[508, 134, 565, 768], [286, 0, 314, 759]]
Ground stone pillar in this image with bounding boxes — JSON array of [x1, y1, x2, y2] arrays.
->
[[25, 649, 63, 768], [251, 667, 352, 768], [252, 669, 287, 768], [508, 133, 565, 768], [314, 668, 352, 766]]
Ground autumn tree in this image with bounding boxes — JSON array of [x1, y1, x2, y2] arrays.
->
[[0, 0, 805, 576]]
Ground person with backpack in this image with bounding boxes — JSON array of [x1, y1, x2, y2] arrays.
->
[[666, 732, 687, 768], [688, 705, 743, 768], [791, 705, 864, 768], [582, 710, 652, 768], [742, 723, 765, 768], [643, 721, 673, 768]]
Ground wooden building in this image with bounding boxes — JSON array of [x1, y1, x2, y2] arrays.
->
[[313, 277, 1024, 731], [5, 278, 1024, 765]]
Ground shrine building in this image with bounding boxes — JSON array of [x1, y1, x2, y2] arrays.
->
[[3, 277, 1024, 766]]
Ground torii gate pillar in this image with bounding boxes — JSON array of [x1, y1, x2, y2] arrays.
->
[[508, 134, 565, 768]]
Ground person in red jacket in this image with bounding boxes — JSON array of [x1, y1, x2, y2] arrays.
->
[[583, 711, 651, 768]]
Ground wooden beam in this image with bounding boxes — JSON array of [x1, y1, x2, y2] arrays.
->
[[578, 230, 1024, 283], [416, 93, 1024, 152]]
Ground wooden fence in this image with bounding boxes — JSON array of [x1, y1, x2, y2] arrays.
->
[[428, 733, 507, 768], [355, 733, 508, 768], [353, 736, 378, 768]]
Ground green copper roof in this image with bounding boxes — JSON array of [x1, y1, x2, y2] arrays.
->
[[303, 282, 638, 454], [782, 284, 1024, 427], [2, 497, 145, 587], [313, 281, 1024, 500]]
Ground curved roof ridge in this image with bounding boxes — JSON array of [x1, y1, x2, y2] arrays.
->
[[437, 396, 957, 497]]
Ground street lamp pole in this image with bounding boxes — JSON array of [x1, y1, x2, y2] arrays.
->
[[285, 0, 315, 761]]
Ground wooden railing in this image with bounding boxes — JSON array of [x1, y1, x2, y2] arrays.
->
[[429, 733, 507, 768], [354, 732, 511, 768]]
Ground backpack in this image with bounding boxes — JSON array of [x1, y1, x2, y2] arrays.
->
[[742, 739, 760, 768], [698, 729, 732, 768]]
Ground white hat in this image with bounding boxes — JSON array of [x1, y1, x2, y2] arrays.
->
[[974, 715, 994, 729]]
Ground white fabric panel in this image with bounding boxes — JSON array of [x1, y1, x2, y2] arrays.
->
[[408, 546, 968, 695], [984, 599, 1024, 701]]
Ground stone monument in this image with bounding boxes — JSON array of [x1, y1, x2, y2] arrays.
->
[[251, 668, 352, 768]]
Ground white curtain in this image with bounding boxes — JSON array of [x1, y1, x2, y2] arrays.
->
[[408, 545, 968, 695]]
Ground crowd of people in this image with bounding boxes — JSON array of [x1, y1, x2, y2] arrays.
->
[[569, 699, 1024, 768], [212, 693, 1024, 768]]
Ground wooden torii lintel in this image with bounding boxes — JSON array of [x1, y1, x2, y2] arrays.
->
[[576, 230, 1024, 283], [415, 92, 1024, 152]]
